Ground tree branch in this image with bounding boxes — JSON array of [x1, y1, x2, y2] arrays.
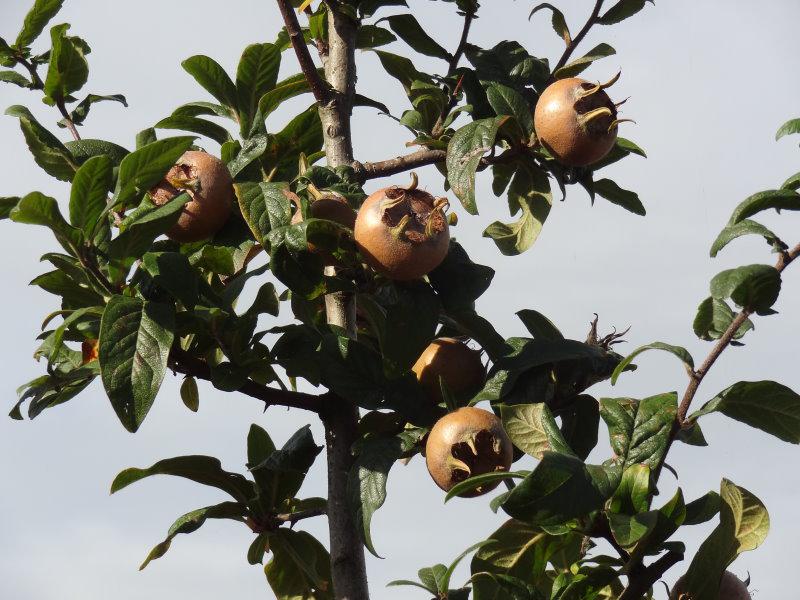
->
[[275, 0, 330, 104], [677, 240, 800, 423], [353, 148, 447, 181], [16, 56, 44, 90], [549, 0, 605, 80], [168, 347, 325, 413], [432, 7, 475, 137], [620, 549, 684, 600]]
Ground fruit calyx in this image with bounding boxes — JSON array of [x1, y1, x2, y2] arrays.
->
[[378, 173, 448, 244]]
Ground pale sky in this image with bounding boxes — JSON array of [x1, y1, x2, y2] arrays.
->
[[1, 1, 799, 599]]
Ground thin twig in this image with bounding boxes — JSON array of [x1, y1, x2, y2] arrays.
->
[[275, 0, 330, 104], [548, 0, 605, 81], [168, 347, 325, 413], [16, 56, 44, 90], [55, 99, 82, 141], [275, 507, 327, 525], [432, 8, 475, 137], [677, 240, 800, 423], [619, 549, 684, 600]]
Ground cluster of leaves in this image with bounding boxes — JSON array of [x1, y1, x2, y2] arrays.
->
[[3, 1, 799, 599]]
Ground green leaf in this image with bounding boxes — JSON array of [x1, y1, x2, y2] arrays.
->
[[554, 43, 615, 79], [113, 136, 195, 208], [5, 104, 77, 181], [486, 83, 534, 138], [138, 502, 247, 570], [442, 541, 496, 593], [727, 189, 800, 224], [529, 3, 571, 45], [693, 297, 753, 342], [684, 491, 721, 526], [692, 380, 800, 444], [69, 154, 112, 233], [373, 49, 434, 93], [709, 264, 781, 314], [483, 160, 552, 255], [608, 463, 651, 515], [172, 101, 235, 120], [142, 251, 199, 308], [65, 138, 129, 165], [359, 282, 440, 377], [180, 376, 199, 412], [447, 116, 508, 214], [680, 480, 769, 600], [607, 510, 658, 550], [265, 529, 332, 600], [356, 24, 396, 49], [235, 181, 292, 244], [236, 43, 280, 135], [249, 425, 323, 504], [559, 395, 600, 461], [253, 72, 313, 129], [348, 434, 415, 557], [262, 107, 323, 176], [15, 0, 65, 49], [710, 219, 785, 257], [98, 296, 175, 432], [781, 171, 800, 191], [11, 191, 82, 254], [0, 70, 31, 87], [445, 471, 528, 502], [516, 309, 563, 341], [108, 195, 189, 261], [593, 178, 645, 215], [110, 454, 254, 502], [500, 403, 575, 459], [44, 24, 88, 103], [0, 196, 19, 219], [598, 0, 652, 25], [30, 269, 102, 307], [611, 342, 693, 385], [428, 241, 494, 311], [181, 55, 238, 113], [616, 137, 647, 157], [599, 393, 678, 470], [63, 93, 127, 127], [154, 115, 232, 146], [501, 452, 614, 526], [379, 14, 451, 61], [775, 117, 800, 140]]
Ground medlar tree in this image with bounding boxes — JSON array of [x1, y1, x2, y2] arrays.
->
[[2, 0, 799, 599]]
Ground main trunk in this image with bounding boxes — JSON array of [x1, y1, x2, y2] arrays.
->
[[318, 5, 369, 600]]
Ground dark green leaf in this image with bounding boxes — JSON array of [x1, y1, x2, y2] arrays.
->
[[728, 189, 800, 224], [154, 115, 232, 145], [181, 55, 239, 113], [373, 49, 434, 93], [516, 309, 563, 341], [113, 136, 195, 208], [65, 138, 129, 165], [598, 0, 652, 25], [483, 160, 552, 254], [608, 463, 651, 515], [680, 480, 769, 600], [180, 376, 199, 412], [253, 72, 312, 130], [709, 264, 781, 314], [559, 395, 599, 461], [30, 269, 102, 307], [15, 0, 65, 49], [781, 171, 800, 191], [486, 83, 534, 138], [64, 93, 127, 127], [692, 380, 800, 444], [142, 251, 199, 308], [44, 24, 88, 103], [593, 178, 645, 215], [693, 296, 753, 342], [236, 43, 280, 135], [235, 181, 293, 245], [446, 116, 507, 214], [11, 190, 82, 254], [5, 104, 77, 181], [138, 502, 247, 570], [775, 117, 800, 140], [69, 154, 112, 233], [0, 70, 30, 87], [98, 296, 175, 432], [428, 240, 494, 311], [227, 134, 269, 178], [554, 43, 615, 79], [684, 491, 721, 526], [0, 196, 19, 219], [356, 24, 397, 49], [379, 14, 451, 61], [110, 454, 254, 502], [265, 529, 332, 600], [529, 3, 571, 45], [611, 342, 693, 385], [710, 219, 785, 257], [599, 393, 677, 469], [501, 403, 575, 459], [109, 194, 189, 260], [250, 425, 322, 504]]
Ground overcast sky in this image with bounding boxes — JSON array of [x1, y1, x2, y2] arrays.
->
[[1, 1, 799, 599]]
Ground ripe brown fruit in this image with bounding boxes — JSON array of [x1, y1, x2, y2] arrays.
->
[[150, 150, 233, 243], [671, 571, 751, 600], [412, 338, 486, 404], [354, 174, 450, 281], [533, 73, 632, 167], [425, 407, 513, 497]]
